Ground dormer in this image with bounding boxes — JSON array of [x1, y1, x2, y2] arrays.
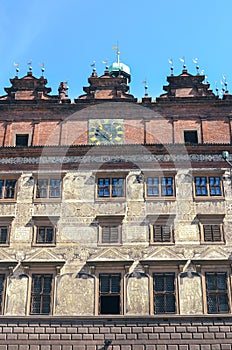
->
[[158, 69, 217, 100], [0, 71, 61, 102]]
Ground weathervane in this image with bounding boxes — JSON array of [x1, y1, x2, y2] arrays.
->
[[13, 62, 19, 76], [90, 61, 96, 71], [168, 58, 174, 75], [27, 61, 32, 71], [142, 79, 148, 96], [112, 43, 120, 65], [179, 56, 186, 69], [40, 63, 45, 76], [215, 81, 219, 96], [102, 59, 108, 69], [221, 74, 228, 95], [200, 69, 204, 76], [192, 58, 199, 74]]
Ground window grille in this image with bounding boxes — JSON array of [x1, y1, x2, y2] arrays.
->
[[153, 273, 176, 313], [206, 272, 229, 313], [99, 274, 121, 314], [30, 274, 53, 314]]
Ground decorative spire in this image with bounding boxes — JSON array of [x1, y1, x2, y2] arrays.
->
[[90, 61, 98, 77], [192, 58, 199, 75], [112, 43, 120, 65], [27, 61, 32, 72], [142, 79, 148, 96], [102, 59, 108, 68], [179, 56, 186, 70], [215, 81, 219, 96], [168, 58, 174, 75], [13, 63, 19, 77], [221, 74, 228, 94], [40, 63, 45, 77]]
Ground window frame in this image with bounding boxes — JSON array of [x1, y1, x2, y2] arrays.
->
[[34, 177, 62, 201], [97, 216, 123, 246], [0, 273, 6, 315], [201, 266, 232, 314], [0, 178, 17, 201], [96, 174, 126, 200], [198, 215, 225, 244], [149, 266, 179, 315], [15, 133, 30, 147], [0, 218, 12, 246], [183, 129, 199, 144], [193, 175, 223, 199], [149, 215, 175, 245], [13, 132, 32, 147], [32, 217, 57, 246], [99, 273, 121, 315], [94, 266, 126, 316], [145, 174, 175, 199], [29, 273, 54, 315]]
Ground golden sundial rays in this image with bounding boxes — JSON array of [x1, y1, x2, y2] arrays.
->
[[88, 119, 124, 145]]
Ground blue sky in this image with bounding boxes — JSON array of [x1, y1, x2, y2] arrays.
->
[[0, 0, 231, 100]]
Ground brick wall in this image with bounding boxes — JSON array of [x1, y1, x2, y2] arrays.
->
[[0, 317, 231, 350]]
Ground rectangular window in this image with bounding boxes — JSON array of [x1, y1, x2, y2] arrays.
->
[[203, 224, 223, 242], [30, 274, 53, 315], [0, 274, 5, 314], [153, 273, 176, 314], [97, 216, 123, 245], [198, 215, 224, 244], [36, 179, 61, 199], [184, 130, 198, 144], [0, 226, 9, 245], [36, 226, 55, 244], [99, 273, 121, 314], [98, 178, 125, 198], [194, 176, 222, 197], [102, 225, 120, 244], [152, 225, 173, 243], [206, 272, 229, 313], [147, 177, 174, 197], [16, 134, 29, 146], [0, 179, 17, 199]]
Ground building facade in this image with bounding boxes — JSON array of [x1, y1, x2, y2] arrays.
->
[[0, 61, 232, 349]]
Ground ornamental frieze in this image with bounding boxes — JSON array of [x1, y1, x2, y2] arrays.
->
[[0, 153, 226, 165]]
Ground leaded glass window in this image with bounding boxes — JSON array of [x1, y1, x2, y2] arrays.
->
[[99, 274, 121, 314], [206, 272, 229, 314], [153, 273, 176, 314], [30, 274, 53, 314]]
